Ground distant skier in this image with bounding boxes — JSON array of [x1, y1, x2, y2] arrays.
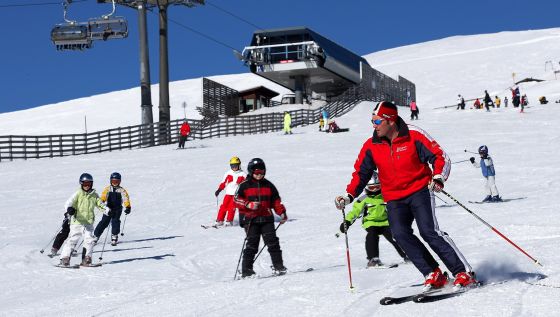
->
[[457, 94, 466, 110], [322, 108, 329, 126], [178, 120, 191, 149], [504, 96, 509, 107], [483, 90, 492, 111], [511, 87, 521, 108], [234, 158, 288, 278], [59, 173, 109, 267], [409, 100, 419, 120], [470, 145, 502, 202], [326, 120, 349, 133], [214, 156, 246, 226], [339, 173, 409, 267], [283, 111, 292, 134], [494, 96, 501, 108], [93, 172, 132, 246], [473, 98, 481, 109]]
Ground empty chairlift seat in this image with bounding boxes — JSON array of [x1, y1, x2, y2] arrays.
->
[[51, 23, 92, 51]]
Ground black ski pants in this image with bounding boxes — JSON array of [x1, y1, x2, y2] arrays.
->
[[365, 226, 407, 260], [94, 209, 123, 238], [242, 221, 283, 272], [52, 218, 70, 250]]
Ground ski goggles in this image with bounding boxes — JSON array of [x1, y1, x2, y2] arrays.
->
[[230, 164, 240, 169], [253, 169, 265, 176], [371, 118, 383, 125], [81, 181, 92, 187]]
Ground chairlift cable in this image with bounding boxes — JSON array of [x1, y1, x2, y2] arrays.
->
[[0, 0, 86, 9], [204, 0, 263, 30], [101, 0, 117, 20], [149, 10, 239, 52]]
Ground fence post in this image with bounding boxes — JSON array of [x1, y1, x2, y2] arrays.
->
[[59, 135, 63, 157], [49, 136, 53, 158], [9, 135, 13, 161]]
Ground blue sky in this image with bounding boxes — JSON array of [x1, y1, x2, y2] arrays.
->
[[1, 0, 558, 114]]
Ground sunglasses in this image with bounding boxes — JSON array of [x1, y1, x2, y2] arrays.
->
[[371, 118, 383, 125]]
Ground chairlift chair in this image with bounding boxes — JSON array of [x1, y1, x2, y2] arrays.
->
[[88, 17, 128, 41], [51, 23, 92, 51]]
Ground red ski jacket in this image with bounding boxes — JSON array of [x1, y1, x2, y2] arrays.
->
[[346, 117, 450, 202], [180, 122, 191, 136], [235, 177, 286, 221]]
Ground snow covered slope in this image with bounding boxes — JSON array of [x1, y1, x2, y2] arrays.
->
[[1, 28, 560, 316]]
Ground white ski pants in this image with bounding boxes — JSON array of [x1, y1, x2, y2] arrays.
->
[[60, 224, 96, 259], [485, 175, 500, 196]]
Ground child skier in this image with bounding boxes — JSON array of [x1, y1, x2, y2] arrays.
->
[[214, 157, 246, 226], [59, 173, 109, 267], [94, 172, 132, 246], [340, 174, 409, 267], [234, 158, 288, 278], [470, 145, 502, 202]]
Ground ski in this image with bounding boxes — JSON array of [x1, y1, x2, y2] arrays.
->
[[80, 263, 103, 268], [413, 281, 483, 303], [201, 224, 219, 229], [379, 288, 442, 305], [54, 264, 80, 269], [237, 267, 314, 280], [368, 263, 398, 269], [468, 197, 526, 204]]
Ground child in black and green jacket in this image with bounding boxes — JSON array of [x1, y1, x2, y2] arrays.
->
[[340, 175, 408, 267]]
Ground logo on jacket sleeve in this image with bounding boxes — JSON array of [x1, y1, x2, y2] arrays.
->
[[396, 146, 408, 152]]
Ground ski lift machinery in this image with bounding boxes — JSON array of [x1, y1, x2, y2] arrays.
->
[[50, 0, 128, 51], [50, 0, 91, 50]]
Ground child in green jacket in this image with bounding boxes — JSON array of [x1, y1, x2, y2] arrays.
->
[[59, 173, 109, 267], [340, 174, 408, 267]]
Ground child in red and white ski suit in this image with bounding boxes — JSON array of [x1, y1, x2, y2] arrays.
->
[[214, 157, 246, 226]]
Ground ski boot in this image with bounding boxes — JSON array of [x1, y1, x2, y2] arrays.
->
[[241, 268, 256, 278], [49, 248, 59, 258], [225, 221, 233, 227], [453, 271, 478, 289], [367, 257, 383, 268], [81, 256, 92, 266], [60, 257, 71, 267], [423, 267, 448, 291], [492, 195, 502, 202], [482, 195, 493, 203], [111, 235, 118, 246], [215, 221, 224, 227], [273, 264, 288, 276]]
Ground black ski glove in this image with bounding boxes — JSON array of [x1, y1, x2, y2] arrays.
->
[[67, 206, 76, 216], [124, 207, 131, 215], [469, 157, 475, 163], [339, 221, 352, 233], [215, 189, 222, 197]]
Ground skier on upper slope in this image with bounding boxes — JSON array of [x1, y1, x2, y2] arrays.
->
[[334, 101, 477, 290], [469, 145, 502, 202]]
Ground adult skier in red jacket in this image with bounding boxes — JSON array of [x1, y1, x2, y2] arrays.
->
[[335, 101, 476, 290], [178, 120, 190, 149]]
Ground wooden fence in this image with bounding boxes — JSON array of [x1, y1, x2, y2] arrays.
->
[[0, 93, 369, 162]]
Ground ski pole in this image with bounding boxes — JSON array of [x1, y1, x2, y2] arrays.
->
[[253, 223, 282, 262], [464, 149, 478, 155], [40, 226, 64, 254], [452, 159, 471, 164], [341, 207, 355, 290], [440, 189, 543, 267], [434, 194, 450, 205], [99, 223, 111, 261], [233, 218, 253, 280], [120, 214, 128, 236]]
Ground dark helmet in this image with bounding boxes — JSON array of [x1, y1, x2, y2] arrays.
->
[[247, 158, 266, 175], [110, 172, 122, 180], [364, 172, 381, 196], [79, 173, 93, 184], [478, 145, 489, 156]]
